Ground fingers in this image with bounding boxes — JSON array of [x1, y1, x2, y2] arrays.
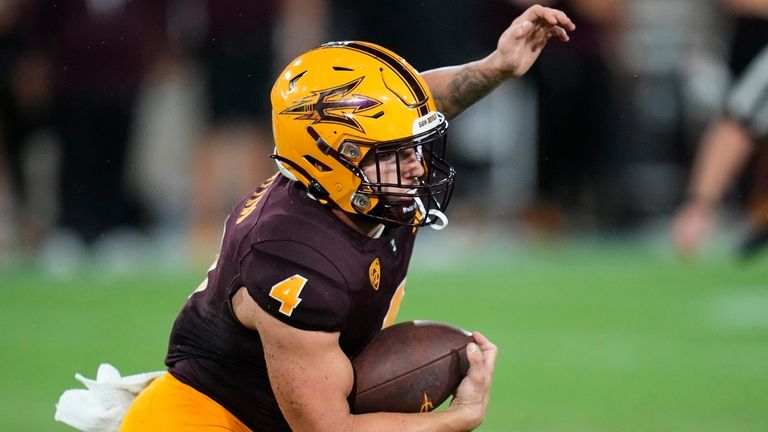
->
[[550, 26, 569, 42], [465, 341, 484, 376], [460, 342, 489, 411], [512, 4, 574, 39], [512, 10, 574, 43], [450, 342, 491, 429], [449, 332, 496, 428], [526, 4, 576, 31], [471, 331, 498, 373]]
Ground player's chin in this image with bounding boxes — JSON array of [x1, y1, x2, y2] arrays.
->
[[374, 196, 420, 226]]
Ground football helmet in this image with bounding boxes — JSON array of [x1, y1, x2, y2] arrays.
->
[[271, 41, 455, 227]]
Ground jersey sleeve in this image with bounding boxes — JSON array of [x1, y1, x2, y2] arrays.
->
[[239, 240, 350, 332], [725, 44, 768, 139]]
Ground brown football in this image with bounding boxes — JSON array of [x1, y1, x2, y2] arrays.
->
[[349, 320, 474, 414]]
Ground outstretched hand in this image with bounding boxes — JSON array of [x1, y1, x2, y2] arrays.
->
[[420, 4, 575, 119], [493, 4, 576, 78]]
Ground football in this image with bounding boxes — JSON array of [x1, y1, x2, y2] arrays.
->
[[349, 320, 475, 414]]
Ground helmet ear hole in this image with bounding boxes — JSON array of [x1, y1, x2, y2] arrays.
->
[[303, 155, 333, 172]]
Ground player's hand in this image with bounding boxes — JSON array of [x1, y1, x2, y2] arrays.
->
[[672, 202, 716, 260], [448, 332, 497, 430], [491, 4, 575, 78]]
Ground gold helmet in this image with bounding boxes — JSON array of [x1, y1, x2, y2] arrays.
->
[[271, 41, 455, 227]]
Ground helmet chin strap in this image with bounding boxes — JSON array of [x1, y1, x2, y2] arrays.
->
[[272, 151, 298, 182], [409, 190, 448, 230]]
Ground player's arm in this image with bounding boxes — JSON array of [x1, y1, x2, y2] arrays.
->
[[233, 287, 496, 432], [421, 4, 575, 120], [721, 0, 768, 17]]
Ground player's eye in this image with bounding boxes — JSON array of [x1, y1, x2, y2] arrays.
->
[[377, 151, 397, 163]]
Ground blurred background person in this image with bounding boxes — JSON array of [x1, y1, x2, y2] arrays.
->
[[508, 0, 626, 234], [17, 0, 170, 270], [672, 0, 768, 259], [0, 0, 55, 260], [184, 0, 329, 260]]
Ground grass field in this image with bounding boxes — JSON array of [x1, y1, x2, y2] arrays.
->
[[1, 233, 767, 431]]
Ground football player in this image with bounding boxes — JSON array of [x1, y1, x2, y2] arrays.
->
[[120, 5, 574, 431]]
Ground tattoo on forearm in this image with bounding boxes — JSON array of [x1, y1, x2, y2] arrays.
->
[[435, 66, 502, 120]]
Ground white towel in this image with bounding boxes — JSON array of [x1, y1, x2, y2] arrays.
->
[[54, 363, 163, 432]]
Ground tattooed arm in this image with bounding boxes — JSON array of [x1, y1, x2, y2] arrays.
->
[[421, 4, 575, 120]]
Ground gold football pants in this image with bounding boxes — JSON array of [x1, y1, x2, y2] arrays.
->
[[120, 372, 251, 431]]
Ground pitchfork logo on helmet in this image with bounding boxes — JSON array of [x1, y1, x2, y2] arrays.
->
[[279, 77, 382, 132], [271, 41, 456, 228]]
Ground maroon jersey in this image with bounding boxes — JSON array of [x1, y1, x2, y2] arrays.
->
[[166, 174, 416, 430]]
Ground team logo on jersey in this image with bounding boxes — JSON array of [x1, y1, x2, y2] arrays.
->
[[419, 392, 434, 412], [280, 77, 382, 132], [369, 257, 381, 290]]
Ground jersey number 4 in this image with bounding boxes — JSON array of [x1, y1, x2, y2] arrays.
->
[[269, 275, 307, 317]]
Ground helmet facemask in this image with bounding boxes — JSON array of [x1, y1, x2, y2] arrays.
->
[[350, 116, 455, 227]]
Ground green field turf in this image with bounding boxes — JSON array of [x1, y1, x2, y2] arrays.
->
[[1, 237, 767, 431]]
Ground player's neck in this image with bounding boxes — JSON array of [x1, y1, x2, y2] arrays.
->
[[332, 208, 385, 238]]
